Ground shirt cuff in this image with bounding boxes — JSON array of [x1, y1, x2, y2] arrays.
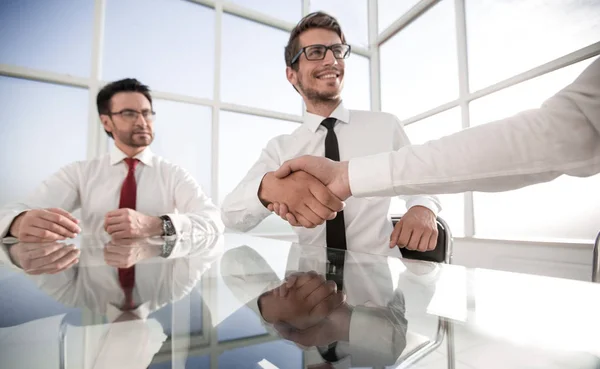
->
[[0, 210, 25, 239], [348, 153, 398, 198], [406, 197, 441, 216], [245, 174, 274, 218]]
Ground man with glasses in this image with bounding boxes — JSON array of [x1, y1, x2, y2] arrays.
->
[[222, 12, 441, 256], [0, 78, 223, 243]]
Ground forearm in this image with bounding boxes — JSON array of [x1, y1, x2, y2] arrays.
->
[[350, 60, 600, 197]]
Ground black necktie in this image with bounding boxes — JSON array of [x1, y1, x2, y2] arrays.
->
[[321, 118, 347, 253]]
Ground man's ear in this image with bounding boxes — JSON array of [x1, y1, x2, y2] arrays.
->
[[286, 66, 297, 86], [100, 115, 113, 134]]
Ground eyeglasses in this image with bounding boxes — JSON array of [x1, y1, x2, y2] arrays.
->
[[291, 43, 351, 65], [108, 109, 156, 123]]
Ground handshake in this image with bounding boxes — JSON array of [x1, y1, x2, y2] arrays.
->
[[259, 156, 351, 228], [259, 271, 352, 347]]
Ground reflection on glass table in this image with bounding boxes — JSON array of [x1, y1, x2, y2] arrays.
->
[[1, 233, 599, 369]]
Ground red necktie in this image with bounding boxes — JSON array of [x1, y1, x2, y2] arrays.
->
[[118, 158, 138, 309]]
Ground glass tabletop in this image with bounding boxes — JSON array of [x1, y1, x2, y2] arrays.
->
[[1, 233, 599, 369]]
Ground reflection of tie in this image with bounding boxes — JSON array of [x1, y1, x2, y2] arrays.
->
[[320, 118, 347, 252], [118, 158, 138, 310]]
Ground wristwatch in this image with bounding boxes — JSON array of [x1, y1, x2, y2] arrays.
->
[[160, 215, 176, 237], [160, 238, 177, 258]]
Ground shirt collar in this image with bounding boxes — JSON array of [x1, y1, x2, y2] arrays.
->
[[303, 101, 350, 133], [110, 145, 154, 167]]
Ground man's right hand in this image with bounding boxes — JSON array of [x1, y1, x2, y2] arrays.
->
[[259, 271, 346, 330], [8, 241, 80, 274], [9, 208, 81, 242], [258, 171, 343, 228]]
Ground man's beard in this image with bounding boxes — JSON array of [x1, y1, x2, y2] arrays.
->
[[297, 76, 342, 104], [114, 128, 153, 148]]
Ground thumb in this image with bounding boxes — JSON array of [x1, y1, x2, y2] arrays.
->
[[273, 160, 297, 179]]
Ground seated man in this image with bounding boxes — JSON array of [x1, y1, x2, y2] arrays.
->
[[221, 12, 441, 256], [0, 78, 223, 242]]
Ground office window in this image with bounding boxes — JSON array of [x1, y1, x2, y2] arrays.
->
[[0, 77, 88, 207], [381, 0, 458, 120], [389, 108, 465, 237], [378, 0, 421, 33], [226, 0, 301, 23], [221, 14, 301, 115], [310, 0, 369, 47], [466, 0, 600, 91], [103, 0, 215, 98], [342, 53, 371, 110], [150, 100, 212, 196], [0, 0, 94, 77], [219, 112, 299, 234], [470, 57, 600, 241]]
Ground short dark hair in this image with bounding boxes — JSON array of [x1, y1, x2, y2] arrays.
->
[[284, 11, 347, 71], [96, 78, 153, 138]]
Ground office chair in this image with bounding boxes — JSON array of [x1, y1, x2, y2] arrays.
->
[[593, 231, 599, 283], [391, 215, 455, 369]]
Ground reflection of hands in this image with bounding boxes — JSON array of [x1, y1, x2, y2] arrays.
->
[[8, 241, 80, 274], [390, 206, 438, 251], [103, 238, 162, 268], [273, 156, 351, 201], [274, 303, 352, 347], [258, 171, 343, 228], [259, 271, 346, 330], [104, 209, 163, 240], [9, 208, 81, 242]]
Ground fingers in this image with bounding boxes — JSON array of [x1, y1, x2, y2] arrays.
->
[[390, 221, 402, 248], [43, 209, 81, 233], [305, 280, 338, 311], [273, 203, 282, 215], [297, 204, 325, 228], [309, 185, 344, 214], [22, 226, 66, 242], [47, 208, 80, 225], [24, 242, 66, 259], [26, 247, 80, 274], [285, 213, 301, 226], [310, 290, 346, 319], [106, 223, 127, 235], [110, 231, 130, 240], [273, 157, 305, 179], [31, 218, 77, 238], [296, 272, 327, 300], [397, 224, 412, 248], [406, 229, 424, 251], [293, 212, 317, 229], [27, 245, 78, 270], [428, 229, 438, 251]]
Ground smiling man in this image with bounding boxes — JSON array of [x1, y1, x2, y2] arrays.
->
[[221, 12, 441, 256], [0, 78, 223, 243]]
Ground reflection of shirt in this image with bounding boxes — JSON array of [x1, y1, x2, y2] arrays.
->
[[0, 235, 223, 369], [0, 146, 224, 239], [221, 102, 441, 256], [220, 243, 410, 369], [32, 235, 223, 315], [350, 58, 600, 197]]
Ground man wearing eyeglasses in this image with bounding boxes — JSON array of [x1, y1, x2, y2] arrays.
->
[[222, 12, 441, 256], [0, 78, 223, 243]]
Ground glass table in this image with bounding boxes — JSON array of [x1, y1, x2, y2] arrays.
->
[[1, 233, 599, 369]]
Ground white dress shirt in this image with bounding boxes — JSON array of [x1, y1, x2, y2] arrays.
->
[[349, 58, 600, 197], [0, 146, 224, 239], [221, 103, 441, 256]]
